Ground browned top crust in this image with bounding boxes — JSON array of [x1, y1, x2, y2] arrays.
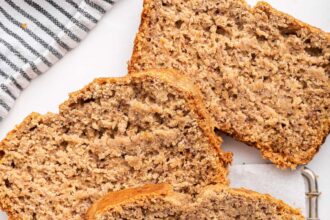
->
[[86, 183, 173, 219], [129, 0, 330, 168]]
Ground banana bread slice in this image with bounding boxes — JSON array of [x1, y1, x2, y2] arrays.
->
[[86, 183, 304, 220], [129, 0, 330, 168], [0, 69, 231, 219]]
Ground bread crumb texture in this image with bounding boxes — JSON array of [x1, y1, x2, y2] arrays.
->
[[129, 0, 330, 168], [0, 70, 231, 219], [87, 184, 304, 220]]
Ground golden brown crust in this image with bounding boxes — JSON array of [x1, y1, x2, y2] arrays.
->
[[128, 0, 330, 169], [86, 184, 173, 220], [128, 0, 153, 74]]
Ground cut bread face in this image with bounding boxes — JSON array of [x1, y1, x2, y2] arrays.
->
[[87, 183, 304, 220], [0, 70, 231, 219], [129, 0, 330, 168]]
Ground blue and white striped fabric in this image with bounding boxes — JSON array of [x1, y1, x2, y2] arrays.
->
[[0, 0, 118, 121]]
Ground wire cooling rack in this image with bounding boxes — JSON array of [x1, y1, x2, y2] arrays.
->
[[302, 167, 320, 220]]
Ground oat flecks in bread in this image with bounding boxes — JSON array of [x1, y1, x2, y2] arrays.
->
[[129, 0, 330, 168], [87, 184, 304, 220], [0, 70, 231, 219]]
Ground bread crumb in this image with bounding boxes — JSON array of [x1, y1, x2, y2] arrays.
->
[[20, 23, 27, 29]]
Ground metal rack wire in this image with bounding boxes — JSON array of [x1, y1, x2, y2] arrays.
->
[[302, 167, 321, 220]]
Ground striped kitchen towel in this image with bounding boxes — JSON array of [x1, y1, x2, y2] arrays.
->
[[0, 0, 118, 121]]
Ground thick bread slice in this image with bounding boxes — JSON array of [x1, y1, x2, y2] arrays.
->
[[87, 183, 304, 220], [129, 0, 330, 168], [0, 69, 231, 219]]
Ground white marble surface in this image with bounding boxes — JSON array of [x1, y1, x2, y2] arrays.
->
[[0, 0, 329, 218]]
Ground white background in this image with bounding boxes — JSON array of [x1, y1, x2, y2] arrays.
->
[[0, 0, 329, 218]]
